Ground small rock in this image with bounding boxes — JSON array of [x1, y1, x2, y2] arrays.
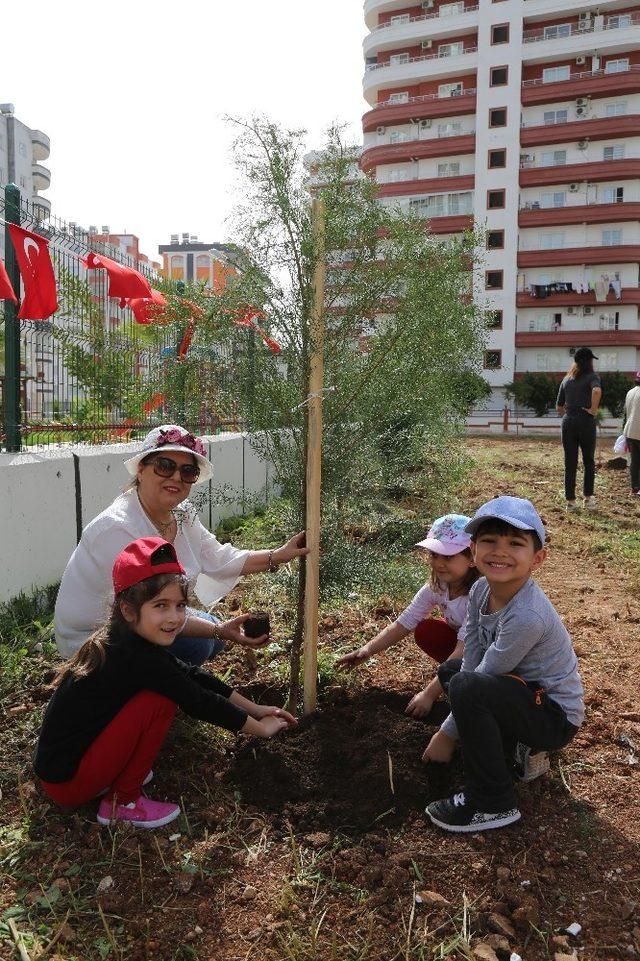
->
[[496, 867, 511, 881], [554, 952, 578, 961], [185, 931, 195, 942], [488, 913, 516, 940], [304, 832, 331, 849], [194, 925, 203, 935], [622, 901, 637, 920], [473, 943, 500, 961], [566, 922, 582, 937], [485, 934, 510, 953], [416, 890, 451, 907], [242, 885, 258, 901], [168, 833, 181, 842], [510, 955, 523, 961], [520, 880, 531, 888], [97, 875, 114, 895], [625, 946, 636, 957], [552, 936, 569, 947]]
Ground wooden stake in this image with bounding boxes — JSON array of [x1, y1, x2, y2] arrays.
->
[[303, 198, 326, 715]]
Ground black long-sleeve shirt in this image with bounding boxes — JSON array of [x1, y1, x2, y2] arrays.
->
[[34, 628, 248, 783]]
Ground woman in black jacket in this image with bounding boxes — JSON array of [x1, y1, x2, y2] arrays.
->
[[556, 347, 602, 510]]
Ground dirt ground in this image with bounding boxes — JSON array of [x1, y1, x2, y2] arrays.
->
[[1, 436, 640, 961]]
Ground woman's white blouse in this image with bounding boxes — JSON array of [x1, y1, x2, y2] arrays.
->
[[54, 491, 249, 657]]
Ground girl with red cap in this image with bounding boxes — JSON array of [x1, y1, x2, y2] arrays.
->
[[336, 514, 479, 718], [35, 537, 296, 829]]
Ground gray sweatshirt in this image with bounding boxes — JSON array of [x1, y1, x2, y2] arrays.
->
[[441, 576, 584, 739]]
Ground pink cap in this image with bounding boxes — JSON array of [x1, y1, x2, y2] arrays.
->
[[416, 514, 473, 556]]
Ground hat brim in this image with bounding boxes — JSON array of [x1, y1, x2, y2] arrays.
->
[[415, 536, 471, 555], [124, 444, 213, 484], [464, 512, 544, 544]]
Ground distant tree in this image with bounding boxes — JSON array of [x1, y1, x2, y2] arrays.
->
[[599, 371, 633, 418], [505, 372, 559, 418]]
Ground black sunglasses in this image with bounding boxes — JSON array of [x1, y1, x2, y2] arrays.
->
[[147, 455, 200, 484]]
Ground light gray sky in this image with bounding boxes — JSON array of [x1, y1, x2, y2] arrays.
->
[[5, 1, 367, 261]]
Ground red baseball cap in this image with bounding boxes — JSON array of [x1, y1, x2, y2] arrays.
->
[[112, 537, 185, 595]]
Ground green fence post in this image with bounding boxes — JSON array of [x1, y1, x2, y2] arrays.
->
[[3, 183, 21, 452]]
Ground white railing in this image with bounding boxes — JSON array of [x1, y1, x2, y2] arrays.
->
[[518, 240, 637, 251], [520, 155, 637, 169], [372, 128, 475, 147], [521, 111, 635, 128], [374, 87, 476, 108], [366, 46, 477, 72], [523, 13, 640, 43], [520, 198, 630, 211], [372, 4, 479, 31], [522, 63, 640, 87]]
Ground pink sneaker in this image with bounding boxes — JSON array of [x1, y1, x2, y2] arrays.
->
[[97, 795, 180, 829]]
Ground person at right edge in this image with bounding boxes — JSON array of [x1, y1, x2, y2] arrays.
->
[[622, 371, 640, 496], [556, 346, 602, 511], [423, 497, 584, 833]]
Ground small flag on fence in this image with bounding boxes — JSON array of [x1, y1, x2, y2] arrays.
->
[[178, 318, 196, 357], [84, 251, 152, 305], [0, 256, 17, 304], [129, 288, 167, 324], [7, 223, 58, 319]]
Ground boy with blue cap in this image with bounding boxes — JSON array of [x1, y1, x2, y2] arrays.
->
[[423, 496, 584, 833]]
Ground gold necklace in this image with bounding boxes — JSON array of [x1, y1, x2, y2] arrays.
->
[[137, 493, 176, 538]]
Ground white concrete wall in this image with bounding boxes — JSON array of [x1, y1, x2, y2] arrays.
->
[[0, 432, 277, 604]]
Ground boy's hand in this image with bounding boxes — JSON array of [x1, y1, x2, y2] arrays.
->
[[253, 704, 298, 726], [255, 715, 291, 738], [405, 689, 435, 718], [422, 730, 456, 765], [336, 647, 370, 670]]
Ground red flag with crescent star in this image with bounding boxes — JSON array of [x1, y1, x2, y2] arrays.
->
[[84, 251, 152, 306], [129, 288, 167, 324], [0, 257, 17, 304], [7, 224, 58, 319]]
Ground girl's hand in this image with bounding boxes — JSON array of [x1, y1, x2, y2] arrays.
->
[[336, 647, 370, 670], [253, 704, 298, 726], [217, 614, 269, 649], [422, 730, 456, 764], [255, 715, 291, 738], [405, 689, 435, 718], [274, 532, 311, 565]]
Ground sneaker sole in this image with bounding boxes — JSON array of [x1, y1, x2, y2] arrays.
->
[[426, 807, 521, 833], [97, 806, 181, 829]]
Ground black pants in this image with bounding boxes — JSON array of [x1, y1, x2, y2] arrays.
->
[[438, 659, 578, 812], [561, 414, 597, 500], [627, 436, 640, 492]]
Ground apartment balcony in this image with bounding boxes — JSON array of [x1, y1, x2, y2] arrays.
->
[[31, 163, 51, 191], [519, 158, 640, 188], [521, 64, 640, 106], [30, 129, 50, 162], [520, 114, 640, 149], [519, 201, 640, 228], [363, 48, 478, 105], [516, 287, 640, 307], [523, 0, 628, 19], [515, 329, 640, 348], [364, 5, 479, 56], [31, 195, 52, 217], [362, 88, 476, 132], [364, 0, 436, 31], [361, 132, 475, 171], [378, 172, 474, 198], [521, 14, 640, 64], [517, 242, 640, 267], [427, 213, 474, 234]]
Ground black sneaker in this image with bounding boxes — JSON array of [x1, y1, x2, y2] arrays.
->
[[426, 792, 521, 833]]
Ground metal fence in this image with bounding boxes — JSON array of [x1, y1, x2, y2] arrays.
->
[[1, 187, 249, 450]]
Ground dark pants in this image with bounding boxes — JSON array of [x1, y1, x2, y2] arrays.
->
[[627, 436, 640, 492], [438, 659, 578, 812], [561, 414, 597, 500]]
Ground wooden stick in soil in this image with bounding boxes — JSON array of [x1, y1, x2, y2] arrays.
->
[[302, 197, 326, 716], [7, 919, 31, 961]]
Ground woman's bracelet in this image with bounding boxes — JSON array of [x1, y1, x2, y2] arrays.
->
[[268, 549, 279, 572]]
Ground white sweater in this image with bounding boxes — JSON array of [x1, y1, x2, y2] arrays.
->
[[623, 385, 640, 442], [54, 490, 249, 658]]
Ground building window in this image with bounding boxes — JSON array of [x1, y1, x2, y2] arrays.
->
[[607, 14, 632, 28], [487, 189, 505, 209], [605, 101, 628, 117], [440, 1, 465, 14], [490, 65, 508, 86], [602, 229, 622, 246], [489, 107, 507, 127], [438, 81, 463, 98], [605, 58, 630, 74], [170, 256, 185, 280], [389, 13, 410, 25], [491, 23, 509, 44], [437, 161, 461, 176], [196, 254, 210, 282], [542, 65, 571, 83], [543, 109, 568, 125], [488, 148, 506, 169], [603, 144, 625, 161], [437, 121, 462, 137], [539, 232, 565, 249], [18, 142, 27, 157], [487, 310, 503, 328], [541, 149, 566, 167], [439, 41, 464, 57], [484, 350, 502, 369], [388, 91, 409, 103], [485, 270, 503, 289], [602, 186, 624, 203], [540, 191, 566, 208], [487, 230, 504, 250], [543, 23, 571, 39]]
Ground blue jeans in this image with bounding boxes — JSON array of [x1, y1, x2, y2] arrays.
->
[[169, 610, 225, 667]]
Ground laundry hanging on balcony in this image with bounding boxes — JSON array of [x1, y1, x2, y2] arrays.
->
[[7, 223, 58, 320], [84, 251, 152, 305], [526, 275, 622, 302]]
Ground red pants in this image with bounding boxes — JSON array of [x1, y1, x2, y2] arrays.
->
[[40, 691, 176, 807], [414, 618, 458, 663]]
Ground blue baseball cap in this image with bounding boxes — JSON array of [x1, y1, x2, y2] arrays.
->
[[464, 496, 546, 546]]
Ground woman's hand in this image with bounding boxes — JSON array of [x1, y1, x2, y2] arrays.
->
[[336, 646, 370, 670], [252, 704, 298, 726], [217, 613, 269, 649], [422, 730, 456, 764], [274, 532, 311, 565], [254, 715, 291, 738]]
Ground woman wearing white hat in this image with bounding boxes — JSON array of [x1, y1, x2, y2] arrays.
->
[[54, 425, 308, 665]]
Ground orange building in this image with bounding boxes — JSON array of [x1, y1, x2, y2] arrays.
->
[[159, 234, 239, 292]]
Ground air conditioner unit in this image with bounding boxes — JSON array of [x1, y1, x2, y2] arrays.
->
[[422, 0, 435, 8], [520, 153, 535, 163], [576, 97, 590, 108], [576, 55, 586, 65], [567, 306, 578, 315], [578, 19, 590, 31], [419, 118, 432, 128], [569, 182, 580, 192], [421, 40, 433, 49], [583, 306, 594, 315], [376, 125, 386, 135], [578, 11, 590, 20], [578, 139, 589, 150]]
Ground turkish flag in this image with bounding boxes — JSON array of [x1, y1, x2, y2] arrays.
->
[[0, 257, 17, 304], [85, 251, 152, 305], [178, 318, 196, 357], [129, 288, 167, 324], [7, 224, 58, 319]]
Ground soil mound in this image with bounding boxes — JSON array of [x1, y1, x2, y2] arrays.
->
[[231, 688, 457, 833]]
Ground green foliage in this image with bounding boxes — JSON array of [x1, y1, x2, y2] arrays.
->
[[505, 372, 559, 417], [599, 371, 634, 418]]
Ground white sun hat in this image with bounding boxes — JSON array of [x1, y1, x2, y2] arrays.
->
[[124, 425, 213, 484]]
